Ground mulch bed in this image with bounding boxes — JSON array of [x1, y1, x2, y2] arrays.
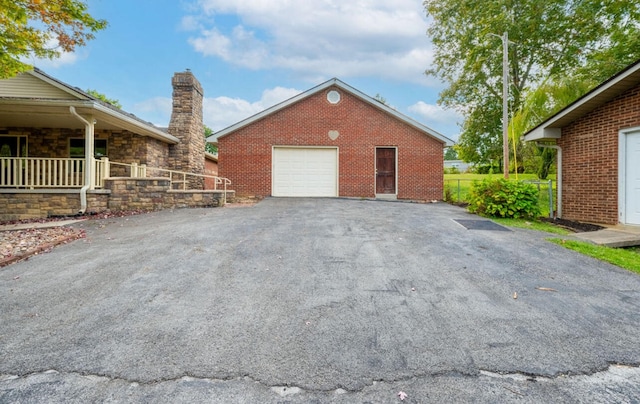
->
[[0, 210, 152, 268], [540, 217, 605, 233]]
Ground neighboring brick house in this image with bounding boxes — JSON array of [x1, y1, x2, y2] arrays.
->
[[0, 68, 228, 220], [204, 152, 218, 189], [211, 78, 453, 201], [523, 60, 640, 225]]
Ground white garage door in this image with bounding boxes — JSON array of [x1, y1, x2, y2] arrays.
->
[[272, 147, 338, 197], [625, 131, 640, 224]]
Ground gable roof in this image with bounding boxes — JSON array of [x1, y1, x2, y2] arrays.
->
[[0, 68, 178, 144], [524, 59, 640, 141], [210, 78, 454, 146]]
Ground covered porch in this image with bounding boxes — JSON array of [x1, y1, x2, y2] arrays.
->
[[0, 69, 232, 220]]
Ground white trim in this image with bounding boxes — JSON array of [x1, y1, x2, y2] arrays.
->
[[0, 99, 178, 144], [374, 146, 398, 198], [523, 60, 640, 142], [271, 146, 339, 197], [619, 126, 640, 224]]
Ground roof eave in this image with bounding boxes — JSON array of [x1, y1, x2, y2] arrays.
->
[[523, 127, 562, 142], [213, 78, 455, 146], [91, 103, 179, 143], [0, 98, 179, 144], [523, 59, 640, 139]]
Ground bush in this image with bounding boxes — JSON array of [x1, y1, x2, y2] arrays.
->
[[473, 164, 498, 174], [467, 178, 540, 219], [444, 166, 460, 174]]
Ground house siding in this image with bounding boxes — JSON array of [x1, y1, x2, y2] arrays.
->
[[218, 87, 445, 200], [0, 72, 78, 99], [558, 85, 640, 224]]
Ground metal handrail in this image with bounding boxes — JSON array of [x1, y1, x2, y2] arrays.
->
[[100, 158, 231, 203], [1, 157, 231, 203]]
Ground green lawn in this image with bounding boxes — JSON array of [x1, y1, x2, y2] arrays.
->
[[548, 239, 640, 274], [443, 174, 640, 275]]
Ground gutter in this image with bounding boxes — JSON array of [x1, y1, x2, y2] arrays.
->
[[0, 99, 179, 144], [69, 106, 94, 214], [537, 143, 562, 218]]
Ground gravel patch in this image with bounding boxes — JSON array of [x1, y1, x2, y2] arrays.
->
[[0, 227, 85, 267]]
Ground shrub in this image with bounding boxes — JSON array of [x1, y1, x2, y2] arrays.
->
[[473, 164, 497, 174], [444, 166, 460, 174], [467, 178, 540, 219]]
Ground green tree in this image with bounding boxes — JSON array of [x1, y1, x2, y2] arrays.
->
[[204, 125, 217, 154], [374, 93, 388, 105], [0, 0, 107, 78], [424, 0, 640, 167], [509, 78, 595, 178], [86, 89, 122, 108], [444, 147, 458, 160]]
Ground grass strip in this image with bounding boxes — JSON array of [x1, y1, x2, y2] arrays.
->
[[492, 218, 570, 235], [548, 238, 640, 274]]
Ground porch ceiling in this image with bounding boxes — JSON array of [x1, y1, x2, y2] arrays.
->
[[0, 99, 178, 144]]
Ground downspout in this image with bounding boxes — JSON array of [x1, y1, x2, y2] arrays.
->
[[69, 106, 95, 214], [537, 143, 562, 218]]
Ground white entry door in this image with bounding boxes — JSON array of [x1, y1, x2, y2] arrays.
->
[[272, 147, 338, 197], [625, 131, 640, 224]]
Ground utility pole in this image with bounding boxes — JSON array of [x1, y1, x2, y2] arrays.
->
[[500, 31, 509, 179], [488, 32, 510, 179]]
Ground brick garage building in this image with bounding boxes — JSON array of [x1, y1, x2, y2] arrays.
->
[[212, 79, 453, 201], [524, 60, 640, 225]]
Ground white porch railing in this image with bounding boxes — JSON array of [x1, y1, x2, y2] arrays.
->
[[0, 157, 86, 188], [1, 157, 231, 200]]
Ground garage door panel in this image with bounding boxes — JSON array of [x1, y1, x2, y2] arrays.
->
[[273, 148, 337, 197], [625, 132, 640, 224]]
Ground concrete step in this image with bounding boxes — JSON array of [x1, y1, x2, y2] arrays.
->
[[574, 228, 640, 248]]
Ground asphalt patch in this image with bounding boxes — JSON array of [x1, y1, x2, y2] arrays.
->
[[453, 219, 511, 231]]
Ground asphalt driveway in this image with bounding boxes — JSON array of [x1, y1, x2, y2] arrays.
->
[[1, 198, 639, 403]]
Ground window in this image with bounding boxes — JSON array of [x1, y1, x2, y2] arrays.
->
[[69, 138, 108, 158], [0, 135, 28, 157]]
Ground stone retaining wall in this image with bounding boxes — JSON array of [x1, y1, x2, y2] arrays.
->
[[0, 178, 232, 220], [0, 192, 110, 220]]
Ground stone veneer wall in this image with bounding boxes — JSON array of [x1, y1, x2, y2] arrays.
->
[[0, 181, 231, 220], [104, 178, 226, 211], [0, 192, 109, 220], [167, 71, 205, 188], [9, 127, 169, 170]]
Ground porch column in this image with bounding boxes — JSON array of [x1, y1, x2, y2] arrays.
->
[[85, 116, 95, 190], [69, 107, 95, 190]]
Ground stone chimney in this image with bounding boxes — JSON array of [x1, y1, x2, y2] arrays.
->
[[168, 70, 205, 188]]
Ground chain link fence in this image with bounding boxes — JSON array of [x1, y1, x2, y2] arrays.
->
[[443, 178, 556, 218]]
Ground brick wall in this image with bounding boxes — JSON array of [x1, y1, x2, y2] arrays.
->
[[218, 86, 445, 200], [204, 157, 218, 189], [558, 85, 640, 224]]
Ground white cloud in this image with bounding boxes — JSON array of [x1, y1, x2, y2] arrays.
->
[[408, 101, 463, 140], [25, 38, 80, 68], [132, 86, 301, 131], [186, 0, 437, 85], [203, 86, 301, 130], [409, 101, 462, 124], [132, 97, 173, 126]]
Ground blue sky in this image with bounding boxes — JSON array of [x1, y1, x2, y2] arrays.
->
[[29, 0, 462, 140]]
